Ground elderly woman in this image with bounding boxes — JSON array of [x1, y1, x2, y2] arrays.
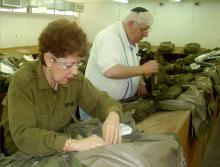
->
[[2, 19, 122, 157]]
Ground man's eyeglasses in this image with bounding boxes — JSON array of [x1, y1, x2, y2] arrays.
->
[[134, 22, 151, 33], [139, 26, 151, 33], [52, 55, 76, 70]]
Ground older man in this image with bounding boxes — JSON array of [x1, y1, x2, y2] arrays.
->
[[81, 7, 158, 119]]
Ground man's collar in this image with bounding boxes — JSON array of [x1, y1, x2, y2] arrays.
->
[[118, 21, 133, 48]]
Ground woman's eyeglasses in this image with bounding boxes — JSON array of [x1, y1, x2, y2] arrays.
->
[[52, 55, 76, 70]]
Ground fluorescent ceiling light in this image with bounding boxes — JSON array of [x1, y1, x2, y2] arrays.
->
[[174, 0, 182, 2], [113, 0, 128, 3]]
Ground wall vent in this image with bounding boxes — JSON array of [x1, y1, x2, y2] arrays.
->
[[2, 0, 22, 8]]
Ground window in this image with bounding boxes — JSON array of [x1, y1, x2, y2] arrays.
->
[[0, 0, 81, 17]]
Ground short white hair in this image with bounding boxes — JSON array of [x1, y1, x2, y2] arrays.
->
[[123, 10, 153, 27]]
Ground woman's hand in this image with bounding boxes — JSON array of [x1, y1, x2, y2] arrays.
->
[[102, 111, 121, 145], [63, 111, 121, 152], [63, 135, 106, 152]]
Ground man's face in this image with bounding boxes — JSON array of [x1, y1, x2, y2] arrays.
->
[[129, 21, 151, 44]]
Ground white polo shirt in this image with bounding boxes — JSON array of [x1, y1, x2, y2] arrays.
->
[[85, 21, 140, 100]]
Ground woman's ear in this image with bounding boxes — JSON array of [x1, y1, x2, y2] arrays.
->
[[44, 52, 53, 68]]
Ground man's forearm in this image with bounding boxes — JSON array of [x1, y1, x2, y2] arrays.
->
[[104, 64, 143, 79]]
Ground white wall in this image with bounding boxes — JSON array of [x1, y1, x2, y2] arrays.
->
[[79, 1, 220, 49], [78, 1, 125, 42], [0, 13, 77, 48], [0, 1, 220, 49]]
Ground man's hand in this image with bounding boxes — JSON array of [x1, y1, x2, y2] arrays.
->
[[141, 60, 159, 76], [137, 83, 147, 96], [102, 111, 121, 144]]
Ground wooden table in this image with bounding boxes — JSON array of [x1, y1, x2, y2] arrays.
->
[[0, 45, 39, 56], [137, 110, 211, 167]]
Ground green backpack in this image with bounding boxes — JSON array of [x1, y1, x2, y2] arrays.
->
[[158, 41, 175, 54], [184, 43, 201, 54]]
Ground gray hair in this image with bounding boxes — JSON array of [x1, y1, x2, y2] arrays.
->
[[123, 10, 153, 26]]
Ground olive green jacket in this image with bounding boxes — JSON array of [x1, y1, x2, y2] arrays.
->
[[2, 60, 122, 157]]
